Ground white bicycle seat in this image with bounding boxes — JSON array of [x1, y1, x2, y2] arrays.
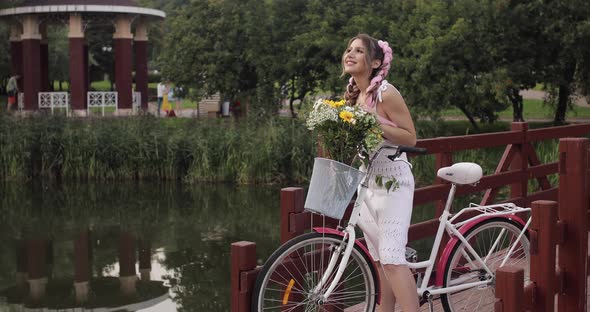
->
[[437, 162, 483, 185]]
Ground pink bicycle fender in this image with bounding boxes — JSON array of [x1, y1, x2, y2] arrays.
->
[[312, 227, 381, 305], [434, 215, 527, 286]]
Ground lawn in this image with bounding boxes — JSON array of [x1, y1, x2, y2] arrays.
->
[[441, 99, 590, 120], [51, 80, 159, 92]]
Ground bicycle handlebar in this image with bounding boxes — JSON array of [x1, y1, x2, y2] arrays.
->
[[397, 146, 428, 155]]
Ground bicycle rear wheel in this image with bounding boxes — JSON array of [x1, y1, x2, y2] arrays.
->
[[251, 232, 378, 312], [440, 218, 530, 312]]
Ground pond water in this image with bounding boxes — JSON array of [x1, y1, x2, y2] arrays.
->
[[0, 179, 439, 312], [0, 180, 284, 311]]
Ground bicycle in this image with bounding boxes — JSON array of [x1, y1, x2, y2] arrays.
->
[[252, 145, 531, 312]]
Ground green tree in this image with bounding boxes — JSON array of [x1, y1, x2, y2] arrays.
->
[[390, 1, 513, 130], [535, 0, 590, 124], [86, 24, 116, 90], [47, 25, 69, 90]]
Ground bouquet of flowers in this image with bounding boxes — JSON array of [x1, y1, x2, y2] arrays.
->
[[306, 98, 383, 165]]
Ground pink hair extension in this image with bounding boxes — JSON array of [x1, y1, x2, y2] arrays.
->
[[365, 40, 393, 109]]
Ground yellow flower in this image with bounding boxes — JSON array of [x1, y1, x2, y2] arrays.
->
[[324, 99, 346, 108], [339, 111, 354, 123]]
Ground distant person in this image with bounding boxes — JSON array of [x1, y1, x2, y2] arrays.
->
[[6, 75, 20, 111], [157, 80, 167, 116]]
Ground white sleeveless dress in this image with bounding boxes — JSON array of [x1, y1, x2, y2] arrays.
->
[[357, 82, 415, 265]]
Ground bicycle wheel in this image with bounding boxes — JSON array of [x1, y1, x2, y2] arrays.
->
[[441, 218, 530, 312], [251, 232, 378, 312]]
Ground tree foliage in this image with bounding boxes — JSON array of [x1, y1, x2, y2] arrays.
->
[[1, 0, 588, 124], [155, 0, 590, 124]]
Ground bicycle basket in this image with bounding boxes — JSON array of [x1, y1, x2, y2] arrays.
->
[[304, 158, 366, 220]]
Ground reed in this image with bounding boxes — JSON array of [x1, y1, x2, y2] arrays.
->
[[0, 113, 315, 184], [0, 113, 566, 185]]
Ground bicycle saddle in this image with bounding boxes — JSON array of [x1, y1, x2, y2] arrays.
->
[[437, 162, 483, 185]]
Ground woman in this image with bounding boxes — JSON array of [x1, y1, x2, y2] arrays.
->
[[342, 34, 419, 311]]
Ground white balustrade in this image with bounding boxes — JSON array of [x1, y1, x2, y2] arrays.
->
[[38, 92, 70, 116], [87, 92, 118, 116], [132, 91, 142, 113], [18, 92, 23, 111]]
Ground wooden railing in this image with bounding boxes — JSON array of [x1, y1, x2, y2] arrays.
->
[[231, 122, 590, 312]]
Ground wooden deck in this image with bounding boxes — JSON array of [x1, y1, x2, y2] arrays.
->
[[346, 235, 590, 311], [344, 276, 590, 312]]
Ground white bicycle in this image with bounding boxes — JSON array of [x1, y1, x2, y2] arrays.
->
[[252, 145, 531, 312]]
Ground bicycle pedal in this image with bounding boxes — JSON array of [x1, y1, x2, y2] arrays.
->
[[405, 246, 418, 263]]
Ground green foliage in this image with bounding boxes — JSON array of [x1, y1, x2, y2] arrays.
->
[[0, 114, 315, 184], [152, 0, 590, 125]]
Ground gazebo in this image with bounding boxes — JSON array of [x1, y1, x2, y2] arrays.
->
[[0, 0, 165, 116]]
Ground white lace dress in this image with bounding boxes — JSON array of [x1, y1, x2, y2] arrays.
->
[[357, 82, 415, 265]]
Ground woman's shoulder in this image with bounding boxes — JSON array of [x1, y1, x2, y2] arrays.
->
[[378, 81, 403, 102]]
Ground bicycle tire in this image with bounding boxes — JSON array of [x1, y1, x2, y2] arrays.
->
[[440, 218, 530, 312], [251, 232, 379, 312]]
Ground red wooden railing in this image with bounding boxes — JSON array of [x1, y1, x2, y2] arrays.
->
[[232, 122, 590, 312]]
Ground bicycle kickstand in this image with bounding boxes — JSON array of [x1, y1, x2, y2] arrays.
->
[[425, 292, 434, 312]]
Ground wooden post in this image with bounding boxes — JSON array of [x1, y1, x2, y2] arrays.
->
[[510, 122, 528, 203], [558, 138, 588, 311], [280, 187, 305, 244], [530, 200, 558, 311], [231, 241, 257, 312], [495, 266, 524, 312]]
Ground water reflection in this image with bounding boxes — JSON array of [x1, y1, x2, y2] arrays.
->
[[0, 180, 283, 311]]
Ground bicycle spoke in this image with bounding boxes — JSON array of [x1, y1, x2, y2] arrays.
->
[[442, 219, 530, 312], [254, 233, 377, 312]]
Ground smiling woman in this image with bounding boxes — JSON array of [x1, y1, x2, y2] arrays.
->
[[341, 33, 421, 312]]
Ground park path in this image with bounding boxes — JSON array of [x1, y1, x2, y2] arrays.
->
[[147, 89, 590, 120], [520, 89, 589, 107]]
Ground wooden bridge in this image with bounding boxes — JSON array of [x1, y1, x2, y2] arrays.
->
[[231, 122, 590, 312]]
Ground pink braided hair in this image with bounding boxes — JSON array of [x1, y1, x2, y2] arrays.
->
[[364, 40, 393, 110], [343, 36, 394, 108]]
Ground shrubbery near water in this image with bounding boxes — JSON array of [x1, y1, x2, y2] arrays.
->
[[0, 113, 562, 187], [0, 113, 315, 184]]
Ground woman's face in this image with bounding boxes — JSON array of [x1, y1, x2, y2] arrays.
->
[[343, 39, 369, 76]]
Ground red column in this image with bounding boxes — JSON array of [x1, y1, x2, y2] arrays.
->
[[10, 41, 23, 89], [84, 44, 89, 91], [40, 42, 49, 92], [118, 230, 137, 296], [27, 237, 48, 301], [74, 230, 91, 303], [21, 16, 42, 111], [135, 40, 149, 110], [74, 230, 91, 283], [138, 238, 152, 280], [16, 239, 27, 290], [115, 38, 133, 110], [69, 38, 87, 111], [22, 39, 41, 110]]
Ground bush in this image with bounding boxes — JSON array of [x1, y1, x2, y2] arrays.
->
[[0, 114, 315, 185]]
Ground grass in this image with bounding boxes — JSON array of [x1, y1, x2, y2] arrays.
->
[[51, 81, 159, 92], [441, 99, 590, 120]]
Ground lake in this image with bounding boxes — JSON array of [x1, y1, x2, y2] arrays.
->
[[0, 179, 438, 312], [0, 180, 284, 311]]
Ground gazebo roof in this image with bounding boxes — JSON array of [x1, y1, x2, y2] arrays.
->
[[0, 0, 165, 18]]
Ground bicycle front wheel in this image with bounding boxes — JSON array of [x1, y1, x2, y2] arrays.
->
[[251, 232, 378, 312], [441, 218, 530, 312]]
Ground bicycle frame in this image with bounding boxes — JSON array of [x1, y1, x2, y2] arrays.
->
[[313, 147, 531, 303]]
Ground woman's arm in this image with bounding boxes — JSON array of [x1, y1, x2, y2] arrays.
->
[[378, 87, 417, 147]]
